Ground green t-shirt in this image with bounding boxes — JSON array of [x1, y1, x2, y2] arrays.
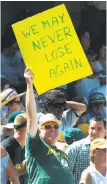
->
[[25, 132, 74, 184]]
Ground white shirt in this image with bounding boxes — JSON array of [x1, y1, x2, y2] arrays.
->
[[91, 167, 107, 184], [81, 166, 107, 184]]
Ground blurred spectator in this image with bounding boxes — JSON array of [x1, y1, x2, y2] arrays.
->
[[81, 2, 106, 51], [64, 128, 85, 145], [74, 49, 101, 101], [8, 110, 25, 123], [1, 144, 20, 184], [0, 110, 25, 142], [2, 113, 27, 184], [1, 9, 34, 94], [1, 25, 26, 93], [96, 45, 106, 85], [77, 26, 91, 51], [86, 92, 106, 123], [1, 76, 10, 92], [66, 118, 106, 184], [1, 123, 14, 142], [97, 45, 106, 69], [89, 85, 106, 99], [80, 138, 107, 184], [0, 88, 25, 125]]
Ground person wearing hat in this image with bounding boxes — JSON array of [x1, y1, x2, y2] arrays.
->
[[0, 110, 25, 142], [0, 88, 25, 125], [80, 138, 107, 184], [24, 68, 74, 184], [2, 113, 27, 184], [0, 144, 20, 184], [64, 128, 85, 145], [86, 92, 106, 123], [66, 117, 106, 184], [1, 123, 14, 141]]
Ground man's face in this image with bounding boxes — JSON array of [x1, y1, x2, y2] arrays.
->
[[89, 120, 106, 141], [8, 42, 19, 56], [39, 121, 59, 146], [8, 97, 22, 114], [81, 32, 91, 50], [92, 103, 105, 117], [48, 98, 66, 119], [94, 148, 106, 167], [3, 128, 14, 138], [99, 45, 106, 60]]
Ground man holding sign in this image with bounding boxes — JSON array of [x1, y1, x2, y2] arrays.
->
[[24, 68, 74, 184]]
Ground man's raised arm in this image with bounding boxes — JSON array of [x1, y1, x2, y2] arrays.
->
[[24, 68, 38, 137]]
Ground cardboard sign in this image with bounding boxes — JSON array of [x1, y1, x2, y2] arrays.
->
[[12, 4, 93, 95]]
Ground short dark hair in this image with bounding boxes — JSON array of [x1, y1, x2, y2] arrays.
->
[[77, 26, 90, 39], [45, 89, 65, 105], [89, 117, 106, 129], [44, 89, 66, 112]]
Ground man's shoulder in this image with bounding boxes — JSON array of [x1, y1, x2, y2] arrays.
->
[[75, 136, 90, 145], [66, 137, 90, 152], [2, 136, 17, 147]]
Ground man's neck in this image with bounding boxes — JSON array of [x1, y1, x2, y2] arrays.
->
[[95, 164, 106, 176], [14, 134, 25, 148]]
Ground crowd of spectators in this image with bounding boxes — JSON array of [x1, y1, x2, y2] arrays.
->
[[0, 5, 106, 184]]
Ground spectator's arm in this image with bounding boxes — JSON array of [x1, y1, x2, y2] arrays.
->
[[1, 145, 20, 184], [7, 158, 20, 184], [24, 68, 38, 137], [66, 101, 86, 115], [79, 170, 93, 184], [16, 160, 27, 176]]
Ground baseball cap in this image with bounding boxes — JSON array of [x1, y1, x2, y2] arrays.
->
[[3, 123, 14, 129], [88, 92, 106, 104], [64, 128, 85, 145], [8, 110, 25, 123], [39, 113, 61, 126], [0, 88, 25, 107], [14, 113, 27, 130], [91, 138, 107, 152]]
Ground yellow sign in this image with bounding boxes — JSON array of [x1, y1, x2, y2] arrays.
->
[[12, 4, 93, 95]]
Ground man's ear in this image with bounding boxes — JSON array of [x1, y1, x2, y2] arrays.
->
[[105, 129, 107, 137], [7, 103, 12, 110], [38, 125, 41, 131]]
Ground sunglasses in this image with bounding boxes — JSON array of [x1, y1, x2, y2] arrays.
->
[[14, 100, 21, 104], [9, 99, 21, 105], [41, 124, 59, 130], [52, 102, 66, 108], [96, 148, 106, 152]]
